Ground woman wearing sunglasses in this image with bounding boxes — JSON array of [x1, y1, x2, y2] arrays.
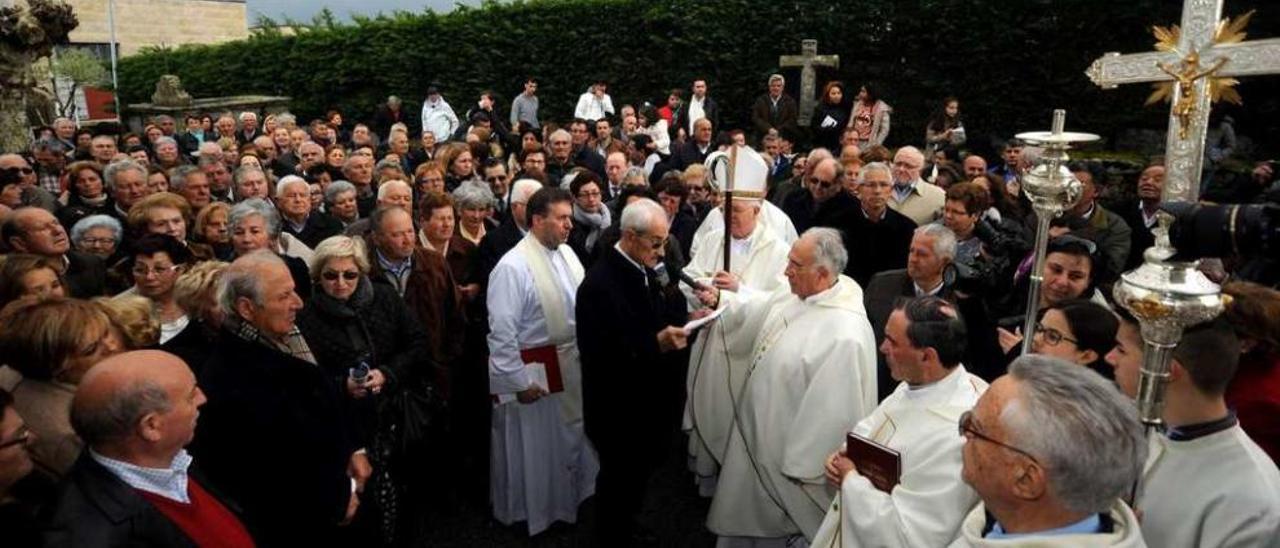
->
[[295, 235, 430, 544]]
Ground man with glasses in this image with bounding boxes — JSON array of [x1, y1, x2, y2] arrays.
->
[[887, 146, 945, 226], [813, 296, 987, 548], [1106, 315, 1280, 547], [782, 156, 857, 234], [0, 153, 60, 213], [953, 355, 1147, 545], [842, 162, 917, 287], [576, 198, 689, 544], [482, 159, 512, 221], [0, 387, 39, 546], [2, 207, 106, 298]]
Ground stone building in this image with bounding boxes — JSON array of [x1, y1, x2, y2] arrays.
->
[[66, 0, 248, 57]]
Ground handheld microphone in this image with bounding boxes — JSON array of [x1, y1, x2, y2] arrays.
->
[[677, 271, 711, 292]]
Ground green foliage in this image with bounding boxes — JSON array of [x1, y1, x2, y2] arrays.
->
[[117, 0, 1280, 154]]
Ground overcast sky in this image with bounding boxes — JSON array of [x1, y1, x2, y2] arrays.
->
[[245, 0, 482, 24]]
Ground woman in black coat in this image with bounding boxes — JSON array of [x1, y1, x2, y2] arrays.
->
[[295, 235, 432, 546], [809, 81, 851, 152]]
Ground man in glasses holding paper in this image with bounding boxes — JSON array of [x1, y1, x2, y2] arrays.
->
[[811, 296, 987, 548]]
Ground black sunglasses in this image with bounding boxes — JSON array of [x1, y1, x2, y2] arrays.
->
[[322, 271, 359, 281]]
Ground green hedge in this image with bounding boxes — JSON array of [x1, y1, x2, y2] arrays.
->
[[118, 0, 1280, 154]]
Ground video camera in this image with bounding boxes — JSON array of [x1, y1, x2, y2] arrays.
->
[[1162, 194, 1279, 262]]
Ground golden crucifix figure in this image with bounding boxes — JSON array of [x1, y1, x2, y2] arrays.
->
[[1156, 51, 1228, 140]]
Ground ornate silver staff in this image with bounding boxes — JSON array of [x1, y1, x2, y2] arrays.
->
[[1014, 110, 1099, 354]]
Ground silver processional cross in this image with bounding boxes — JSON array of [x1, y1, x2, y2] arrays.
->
[[780, 39, 839, 128], [1086, 0, 1280, 203]]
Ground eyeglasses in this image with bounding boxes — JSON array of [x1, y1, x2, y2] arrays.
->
[[958, 410, 1042, 467], [807, 177, 838, 189], [132, 264, 181, 277], [578, 190, 602, 199], [1034, 321, 1079, 347], [0, 426, 31, 450], [322, 270, 360, 281], [486, 175, 508, 183], [80, 237, 117, 246], [2, 166, 34, 175]]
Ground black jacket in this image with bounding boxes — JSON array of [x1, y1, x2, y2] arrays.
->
[[840, 207, 917, 287], [671, 140, 713, 171], [810, 100, 851, 152], [191, 330, 356, 547], [576, 247, 687, 461], [40, 453, 234, 548], [674, 95, 721, 135], [64, 250, 107, 298], [782, 189, 859, 235], [282, 212, 344, 249], [474, 218, 523, 289]]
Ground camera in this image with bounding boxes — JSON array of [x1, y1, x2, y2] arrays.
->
[[1162, 198, 1278, 261]]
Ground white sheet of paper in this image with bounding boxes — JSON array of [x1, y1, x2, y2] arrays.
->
[[682, 306, 725, 334], [527, 362, 550, 392], [822, 115, 838, 128]]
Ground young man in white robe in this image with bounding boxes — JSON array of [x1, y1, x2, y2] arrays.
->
[[1106, 314, 1280, 548], [812, 296, 987, 547], [682, 145, 790, 497], [487, 187, 598, 536], [953, 355, 1148, 547], [694, 227, 878, 545]]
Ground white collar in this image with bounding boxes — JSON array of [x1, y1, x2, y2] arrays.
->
[[90, 448, 193, 503]]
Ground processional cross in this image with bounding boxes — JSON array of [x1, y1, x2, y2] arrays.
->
[[780, 39, 839, 127], [1086, 1, 1280, 203]]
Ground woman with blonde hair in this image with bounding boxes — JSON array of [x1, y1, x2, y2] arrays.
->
[[93, 295, 160, 350], [0, 298, 123, 477]]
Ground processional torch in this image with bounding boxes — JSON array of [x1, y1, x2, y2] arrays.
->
[[1014, 110, 1099, 354]]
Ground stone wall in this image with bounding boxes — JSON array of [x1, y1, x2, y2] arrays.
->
[[66, 0, 248, 56]]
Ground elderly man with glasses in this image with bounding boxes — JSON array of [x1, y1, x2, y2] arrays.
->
[[781, 156, 859, 234], [887, 146, 946, 226]]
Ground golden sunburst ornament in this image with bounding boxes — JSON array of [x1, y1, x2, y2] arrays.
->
[[1145, 10, 1253, 110]]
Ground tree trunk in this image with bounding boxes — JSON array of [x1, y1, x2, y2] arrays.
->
[[0, 88, 32, 153]]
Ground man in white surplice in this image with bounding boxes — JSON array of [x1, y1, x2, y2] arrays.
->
[[683, 145, 790, 497], [693, 227, 878, 546], [488, 187, 598, 536], [812, 296, 987, 548]]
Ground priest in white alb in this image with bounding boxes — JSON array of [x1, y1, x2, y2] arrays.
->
[[683, 145, 791, 497], [811, 296, 987, 548], [695, 227, 878, 545], [487, 187, 599, 536]]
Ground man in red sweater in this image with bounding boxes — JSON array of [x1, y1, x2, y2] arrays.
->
[[41, 350, 255, 547]]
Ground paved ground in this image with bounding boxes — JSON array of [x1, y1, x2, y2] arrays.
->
[[413, 434, 718, 547]]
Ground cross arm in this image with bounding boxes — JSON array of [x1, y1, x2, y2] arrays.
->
[[779, 55, 807, 68], [1208, 38, 1280, 78], [1086, 51, 1178, 88]]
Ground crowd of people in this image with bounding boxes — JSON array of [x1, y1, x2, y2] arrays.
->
[[0, 71, 1278, 548]]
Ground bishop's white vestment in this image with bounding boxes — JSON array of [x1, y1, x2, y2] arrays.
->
[[949, 500, 1148, 548], [1139, 423, 1280, 548], [811, 366, 987, 548], [695, 200, 799, 247], [488, 234, 599, 536], [682, 221, 790, 496], [706, 275, 878, 543]]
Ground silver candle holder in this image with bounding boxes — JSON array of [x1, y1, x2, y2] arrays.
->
[[1015, 110, 1100, 354]]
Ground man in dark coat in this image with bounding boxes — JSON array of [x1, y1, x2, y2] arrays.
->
[[840, 162, 917, 287], [675, 79, 721, 143], [750, 74, 799, 141], [671, 118, 716, 171], [781, 157, 857, 234], [576, 199, 689, 544], [43, 350, 253, 548], [2, 207, 106, 298], [192, 253, 364, 547]]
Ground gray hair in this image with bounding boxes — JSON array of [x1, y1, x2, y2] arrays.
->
[[1001, 355, 1147, 515], [70, 214, 123, 243], [275, 175, 309, 198], [377, 179, 412, 201], [802, 227, 847, 276], [510, 179, 542, 205], [152, 136, 178, 149], [70, 378, 172, 446], [238, 111, 258, 122], [275, 112, 296, 127], [324, 180, 357, 205], [915, 224, 957, 262], [858, 161, 893, 184], [620, 198, 667, 234], [622, 167, 647, 186], [169, 165, 202, 191], [768, 74, 785, 85], [31, 136, 66, 154], [103, 159, 147, 191], [310, 235, 370, 280], [232, 165, 265, 187], [217, 250, 286, 318], [452, 180, 496, 210], [548, 129, 571, 143], [197, 142, 223, 160], [228, 198, 282, 239], [374, 158, 403, 172]]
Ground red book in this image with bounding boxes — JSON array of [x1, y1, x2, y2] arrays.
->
[[846, 432, 902, 493], [520, 345, 563, 394]]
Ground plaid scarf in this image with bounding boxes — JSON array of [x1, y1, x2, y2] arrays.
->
[[226, 315, 317, 366]]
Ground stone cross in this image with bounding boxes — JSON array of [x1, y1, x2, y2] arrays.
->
[[1086, 1, 1280, 203], [780, 39, 839, 127]]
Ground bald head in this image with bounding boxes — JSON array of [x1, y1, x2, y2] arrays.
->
[[73, 350, 203, 461]]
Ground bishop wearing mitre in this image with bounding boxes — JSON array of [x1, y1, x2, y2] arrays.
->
[[695, 226, 878, 546], [683, 145, 790, 497]]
